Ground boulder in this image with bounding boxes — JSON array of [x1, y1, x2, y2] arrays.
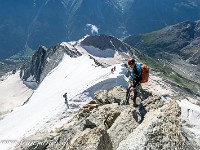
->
[[108, 86, 127, 105], [68, 128, 113, 150], [117, 100, 185, 150], [94, 90, 109, 105], [87, 103, 120, 130], [108, 107, 140, 149]]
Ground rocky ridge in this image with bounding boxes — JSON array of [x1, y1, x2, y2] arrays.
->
[[20, 34, 132, 85], [15, 82, 200, 150]]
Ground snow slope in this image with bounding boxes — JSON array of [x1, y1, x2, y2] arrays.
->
[[0, 54, 128, 150], [178, 98, 200, 136], [0, 72, 33, 115]]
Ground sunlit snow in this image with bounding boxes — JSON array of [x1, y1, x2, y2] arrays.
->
[[0, 54, 128, 149]]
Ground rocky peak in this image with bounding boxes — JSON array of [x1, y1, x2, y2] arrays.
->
[[20, 44, 81, 84], [80, 34, 129, 52]]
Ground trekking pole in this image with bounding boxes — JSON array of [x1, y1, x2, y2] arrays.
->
[[125, 84, 134, 105], [125, 87, 131, 105], [138, 84, 143, 101]]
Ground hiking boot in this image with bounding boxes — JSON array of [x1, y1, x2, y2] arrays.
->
[[133, 103, 138, 107], [122, 100, 129, 105]]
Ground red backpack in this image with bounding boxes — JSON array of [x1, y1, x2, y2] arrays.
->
[[141, 65, 149, 83]]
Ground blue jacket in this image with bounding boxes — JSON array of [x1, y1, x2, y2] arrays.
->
[[126, 63, 142, 87]]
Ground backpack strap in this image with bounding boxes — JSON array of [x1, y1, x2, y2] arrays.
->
[[133, 63, 142, 78]]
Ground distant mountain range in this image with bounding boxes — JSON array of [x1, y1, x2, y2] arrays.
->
[[1, 0, 200, 59], [123, 20, 200, 91]]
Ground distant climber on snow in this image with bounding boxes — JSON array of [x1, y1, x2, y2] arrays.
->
[[111, 66, 116, 74], [111, 68, 114, 74], [125, 58, 149, 107], [63, 92, 69, 108]]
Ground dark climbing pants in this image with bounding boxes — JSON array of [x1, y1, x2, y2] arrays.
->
[[126, 86, 138, 105]]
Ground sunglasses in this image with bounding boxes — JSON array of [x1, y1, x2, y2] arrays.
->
[[129, 64, 134, 67]]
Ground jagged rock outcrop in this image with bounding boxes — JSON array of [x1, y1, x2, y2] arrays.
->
[[20, 44, 81, 83], [86, 103, 120, 129], [94, 86, 127, 105], [15, 86, 187, 150], [107, 107, 140, 149], [117, 100, 184, 150], [68, 128, 113, 150]]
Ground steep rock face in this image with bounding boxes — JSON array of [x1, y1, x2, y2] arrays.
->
[[20, 44, 81, 83]]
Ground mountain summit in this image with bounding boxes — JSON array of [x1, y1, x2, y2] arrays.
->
[[20, 34, 131, 84]]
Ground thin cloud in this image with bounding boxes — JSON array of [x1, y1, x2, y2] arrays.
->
[[86, 24, 99, 34]]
